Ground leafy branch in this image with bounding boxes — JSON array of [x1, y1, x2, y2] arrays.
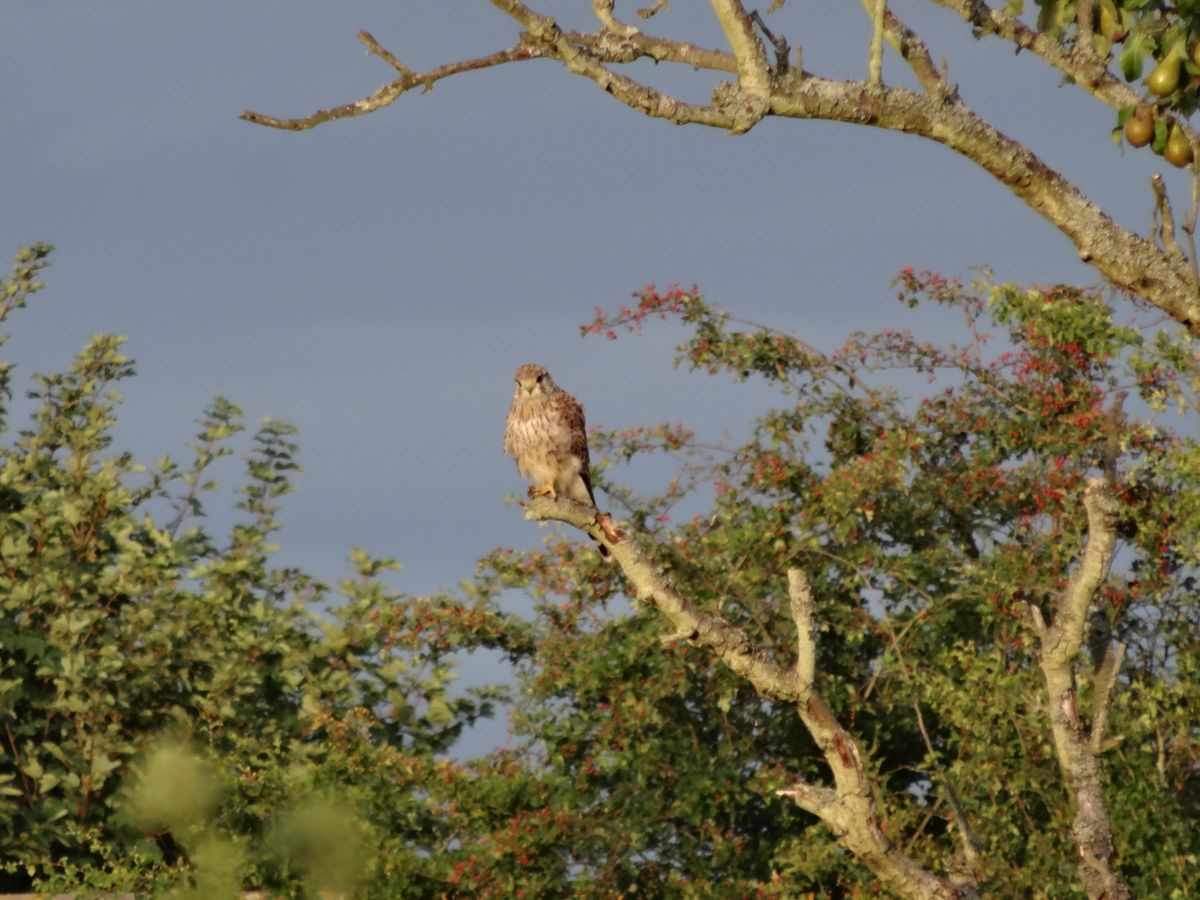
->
[[525, 454, 1132, 899], [524, 494, 969, 897]]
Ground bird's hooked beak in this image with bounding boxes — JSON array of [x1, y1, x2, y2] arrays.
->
[[517, 377, 537, 393]]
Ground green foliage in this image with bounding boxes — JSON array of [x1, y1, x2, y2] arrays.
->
[[0, 246, 529, 896], [542, 275, 1198, 893], [2, 245, 1198, 895], [1030, 0, 1200, 148]]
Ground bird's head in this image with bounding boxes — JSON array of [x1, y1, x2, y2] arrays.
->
[[513, 363, 555, 397]]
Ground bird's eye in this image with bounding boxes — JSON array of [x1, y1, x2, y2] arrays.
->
[[536, 374, 544, 382]]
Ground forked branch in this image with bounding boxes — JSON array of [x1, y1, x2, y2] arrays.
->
[[525, 495, 970, 898], [241, 5, 1200, 335], [240, 40, 543, 131], [708, 0, 772, 130], [1026, 479, 1130, 900], [931, 0, 1140, 109]]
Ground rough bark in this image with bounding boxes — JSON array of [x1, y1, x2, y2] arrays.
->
[[241, 1, 1200, 335], [525, 495, 972, 899], [1023, 479, 1130, 900], [525, 482, 1130, 896], [238, 4, 1149, 893]]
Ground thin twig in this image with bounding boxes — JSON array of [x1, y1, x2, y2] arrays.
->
[[241, 45, 541, 130], [868, 0, 886, 84], [722, 312, 883, 401], [1089, 640, 1126, 754], [748, 9, 790, 73], [358, 29, 415, 78], [912, 702, 982, 871], [860, 2, 948, 98], [1075, 0, 1096, 59], [1186, 170, 1200, 287], [637, 0, 670, 18], [244, 20, 735, 133], [1150, 174, 1185, 260], [592, 0, 639, 35]]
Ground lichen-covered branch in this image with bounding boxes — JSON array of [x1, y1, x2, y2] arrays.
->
[[524, 496, 968, 899], [708, 0, 771, 130], [527, 496, 804, 698], [493, 0, 737, 127], [867, 0, 886, 85], [240, 41, 544, 131], [765, 78, 1200, 332], [240, 3, 1200, 332], [875, 5, 954, 98], [931, 0, 1139, 110], [1028, 479, 1130, 900], [240, 20, 736, 131], [1152, 173, 1186, 261], [1075, 0, 1097, 62], [591, 0, 639, 36]]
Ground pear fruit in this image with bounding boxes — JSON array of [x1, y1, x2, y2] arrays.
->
[[1124, 106, 1155, 147], [1147, 51, 1182, 97], [1165, 126, 1194, 167]]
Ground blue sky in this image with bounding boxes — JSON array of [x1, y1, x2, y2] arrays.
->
[[2, 1, 1186, 603]]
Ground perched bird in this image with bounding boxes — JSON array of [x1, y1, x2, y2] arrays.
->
[[504, 363, 610, 556]]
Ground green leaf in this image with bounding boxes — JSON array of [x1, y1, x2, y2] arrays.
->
[[1153, 115, 1170, 153], [1120, 29, 1155, 81]]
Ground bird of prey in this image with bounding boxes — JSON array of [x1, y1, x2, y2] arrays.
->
[[504, 363, 610, 556]]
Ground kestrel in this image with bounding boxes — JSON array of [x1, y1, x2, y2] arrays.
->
[[504, 363, 610, 556]]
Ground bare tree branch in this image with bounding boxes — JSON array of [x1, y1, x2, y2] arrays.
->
[[1187, 171, 1200, 286], [524, 496, 970, 899], [708, 0, 772, 131], [931, 0, 1140, 110], [241, 14, 739, 132], [1089, 639, 1125, 755], [911, 702, 982, 889], [786, 568, 817, 689], [358, 29, 416, 80], [597, 29, 735, 72], [240, 43, 543, 131], [709, 0, 771, 90], [592, 0, 639, 36], [876, 6, 954, 98], [493, 0, 738, 127], [1075, 0, 1097, 62], [766, 78, 1200, 333], [748, 10, 790, 74], [868, 0, 887, 85], [1030, 479, 1130, 900], [1151, 173, 1186, 262], [241, 5, 1200, 335]]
